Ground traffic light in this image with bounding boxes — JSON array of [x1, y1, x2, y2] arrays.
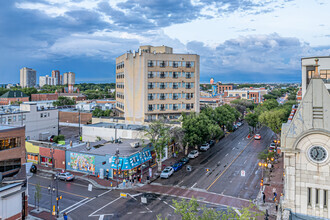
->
[[60, 195, 62, 200], [260, 178, 264, 186], [206, 168, 210, 172]]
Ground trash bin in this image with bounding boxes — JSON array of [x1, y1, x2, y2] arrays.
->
[[186, 165, 192, 172]]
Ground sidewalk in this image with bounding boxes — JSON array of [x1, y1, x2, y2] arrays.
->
[[256, 156, 284, 220], [27, 205, 73, 220], [36, 153, 182, 190]]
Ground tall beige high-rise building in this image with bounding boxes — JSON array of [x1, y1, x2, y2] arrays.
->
[[39, 75, 57, 87], [63, 72, 75, 85], [116, 45, 200, 124], [20, 67, 36, 88]]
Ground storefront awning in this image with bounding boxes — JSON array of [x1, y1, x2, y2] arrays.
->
[[110, 149, 152, 171]]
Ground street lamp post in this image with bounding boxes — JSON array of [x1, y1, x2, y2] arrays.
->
[[140, 151, 144, 184], [115, 148, 120, 188]]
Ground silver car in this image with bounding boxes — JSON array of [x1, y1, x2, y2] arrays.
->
[[57, 172, 75, 181], [160, 167, 174, 179]]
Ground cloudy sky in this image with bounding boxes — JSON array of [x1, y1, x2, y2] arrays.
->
[[1, 0, 330, 84]]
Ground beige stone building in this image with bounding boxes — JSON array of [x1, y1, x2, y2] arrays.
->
[[301, 56, 330, 97], [115, 45, 200, 124], [281, 78, 330, 219]]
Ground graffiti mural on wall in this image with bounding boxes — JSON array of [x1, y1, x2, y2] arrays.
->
[[70, 153, 95, 173]]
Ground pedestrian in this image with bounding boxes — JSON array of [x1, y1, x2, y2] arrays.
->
[[275, 200, 279, 212], [262, 192, 266, 204], [123, 179, 126, 187], [63, 212, 68, 220]]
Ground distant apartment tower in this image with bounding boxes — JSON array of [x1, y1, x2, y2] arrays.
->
[[39, 75, 57, 87], [20, 67, 36, 88], [51, 70, 61, 85], [63, 72, 75, 85], [301, 56, 330, 97], [116, 45, 200, 124]]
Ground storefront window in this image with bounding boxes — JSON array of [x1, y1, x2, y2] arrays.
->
[[0, 137, 21, 151]]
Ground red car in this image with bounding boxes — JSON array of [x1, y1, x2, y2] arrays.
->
[[254, 134, 261, 140]]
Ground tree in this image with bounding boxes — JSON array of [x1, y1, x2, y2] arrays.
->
[[53, 96, 75, 106], [53, 135, 65, 143], [182, 113, 222, 150], [169, 126, 185, 153], [258, 149, 275, 161], [157, 197, 262, 220], [92, 108, 112, 117], [262, 99, 279, 111], [259, 109, 286, 135], [143, 120, 171, 172], [35, 183, 42, 211], [245, 112, 258, 132]]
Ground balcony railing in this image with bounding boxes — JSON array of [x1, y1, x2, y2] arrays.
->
[[148, 63, 153, 67], [160, 85, 166, 89], [160, 73, 165, 78], [148, 108, 153, 111], [148, 74, 154, 78], [186, 96, 191, 100], [173, 64, 178, 68], [160, 96, 165, 100], [173, 74, 178, 79], [173, 85, 178, 89], [173, 106, 178, 110], [173, 96, 178, 100], [186, 74, 191, 79], [160, 107, 165, 111], [160, 62, 166, 67], [148, 96, 154, 100], [186, 64, 191, 68], [148, 85, 154, 89], [186, 85, 191, 89]]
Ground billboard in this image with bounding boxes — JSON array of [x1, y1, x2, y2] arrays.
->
[[70, 153, 95, 172], [212, 85, 217, 96]]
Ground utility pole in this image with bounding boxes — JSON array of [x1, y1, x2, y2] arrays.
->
[[78, 109, 81, 137], [115, 148, 119, 188], [140, 150, 144, 184]]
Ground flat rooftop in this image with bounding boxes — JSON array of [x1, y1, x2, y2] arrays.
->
[[69, 139, 150, 157], [0, 125, 16, 131], [86, 122, 147, 130]]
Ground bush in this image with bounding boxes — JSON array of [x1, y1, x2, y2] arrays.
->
[[53, 135, 65, 143]]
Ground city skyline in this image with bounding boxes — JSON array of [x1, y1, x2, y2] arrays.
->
[[1, 0, 330, 84]]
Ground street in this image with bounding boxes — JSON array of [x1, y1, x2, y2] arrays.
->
[[153, 123, 274, 200], [28, 123, 274, 219]]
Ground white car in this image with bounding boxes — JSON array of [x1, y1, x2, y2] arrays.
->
[[200, 143, 210, 151], [188, 150, 199, 159], [160, 167, 174, 179], [237, 122, 242, 127], [57, 172, 75, 181]]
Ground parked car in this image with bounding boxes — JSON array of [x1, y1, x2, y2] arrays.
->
[[254, 134, 261, 140], [208, 140, 215, 147], [188, 150, 199, 159], [200, 143, 210, 151], [57, 172, 75, 181], [237, 122, 242, 127], [179, 157, 190, 165], [172, 162, 183, 172], [269, 143, 276, 152], [160, 167, 174, 178], [48, 135, 55, 142]]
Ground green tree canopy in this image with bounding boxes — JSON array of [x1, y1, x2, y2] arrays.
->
[[53, 96, 75, 106]]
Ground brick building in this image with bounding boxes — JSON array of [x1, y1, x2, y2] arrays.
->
[[217, 83, 234, 94], [0, 125, 26, 176], [59, 109, 92, 124], [31, 93, 58, 101], [0, 91, 29, 105]]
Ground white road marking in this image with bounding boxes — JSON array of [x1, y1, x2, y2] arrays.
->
[[232, 147, 235, 150], [140, 211, 147, 214], [67, 197, 96, 213], [97, 189, 112, 197], [178, 180, 184, 185], [89, 197, 121, 217], [145, 206, 153, 213], [127, 212, 132, 215], [60, 197, 89, 214], [255, 170, 258, 175], [233, 208, 242, 216], [128, 193, 137, 201], [191, 182, 197, 188], [243, 160, 247, 164], [158, 197, 162, 201], [130, 193, 142, 197], [225, 153, 229, 157], [163, 201, 176, 210], [99, 215, 104, 220]]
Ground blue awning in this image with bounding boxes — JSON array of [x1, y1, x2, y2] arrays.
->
[[110, 149, 152, 171]]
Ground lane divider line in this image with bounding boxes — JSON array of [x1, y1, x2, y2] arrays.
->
[[206, 139, 254, 191]]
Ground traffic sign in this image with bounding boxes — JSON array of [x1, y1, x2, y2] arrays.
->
[[241, 170, 245, 177], [120, 193, 127, 198]]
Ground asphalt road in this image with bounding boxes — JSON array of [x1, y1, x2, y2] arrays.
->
[[154, 123, 275, 200]]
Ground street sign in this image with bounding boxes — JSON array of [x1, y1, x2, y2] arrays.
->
[[241, 170, 245, 177], [141, 196, 147, 204], [120, 193, 127, 198], [88, 184, 92, 191]]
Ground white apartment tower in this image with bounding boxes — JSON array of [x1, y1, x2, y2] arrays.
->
[[20, 67, 36, 88]]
